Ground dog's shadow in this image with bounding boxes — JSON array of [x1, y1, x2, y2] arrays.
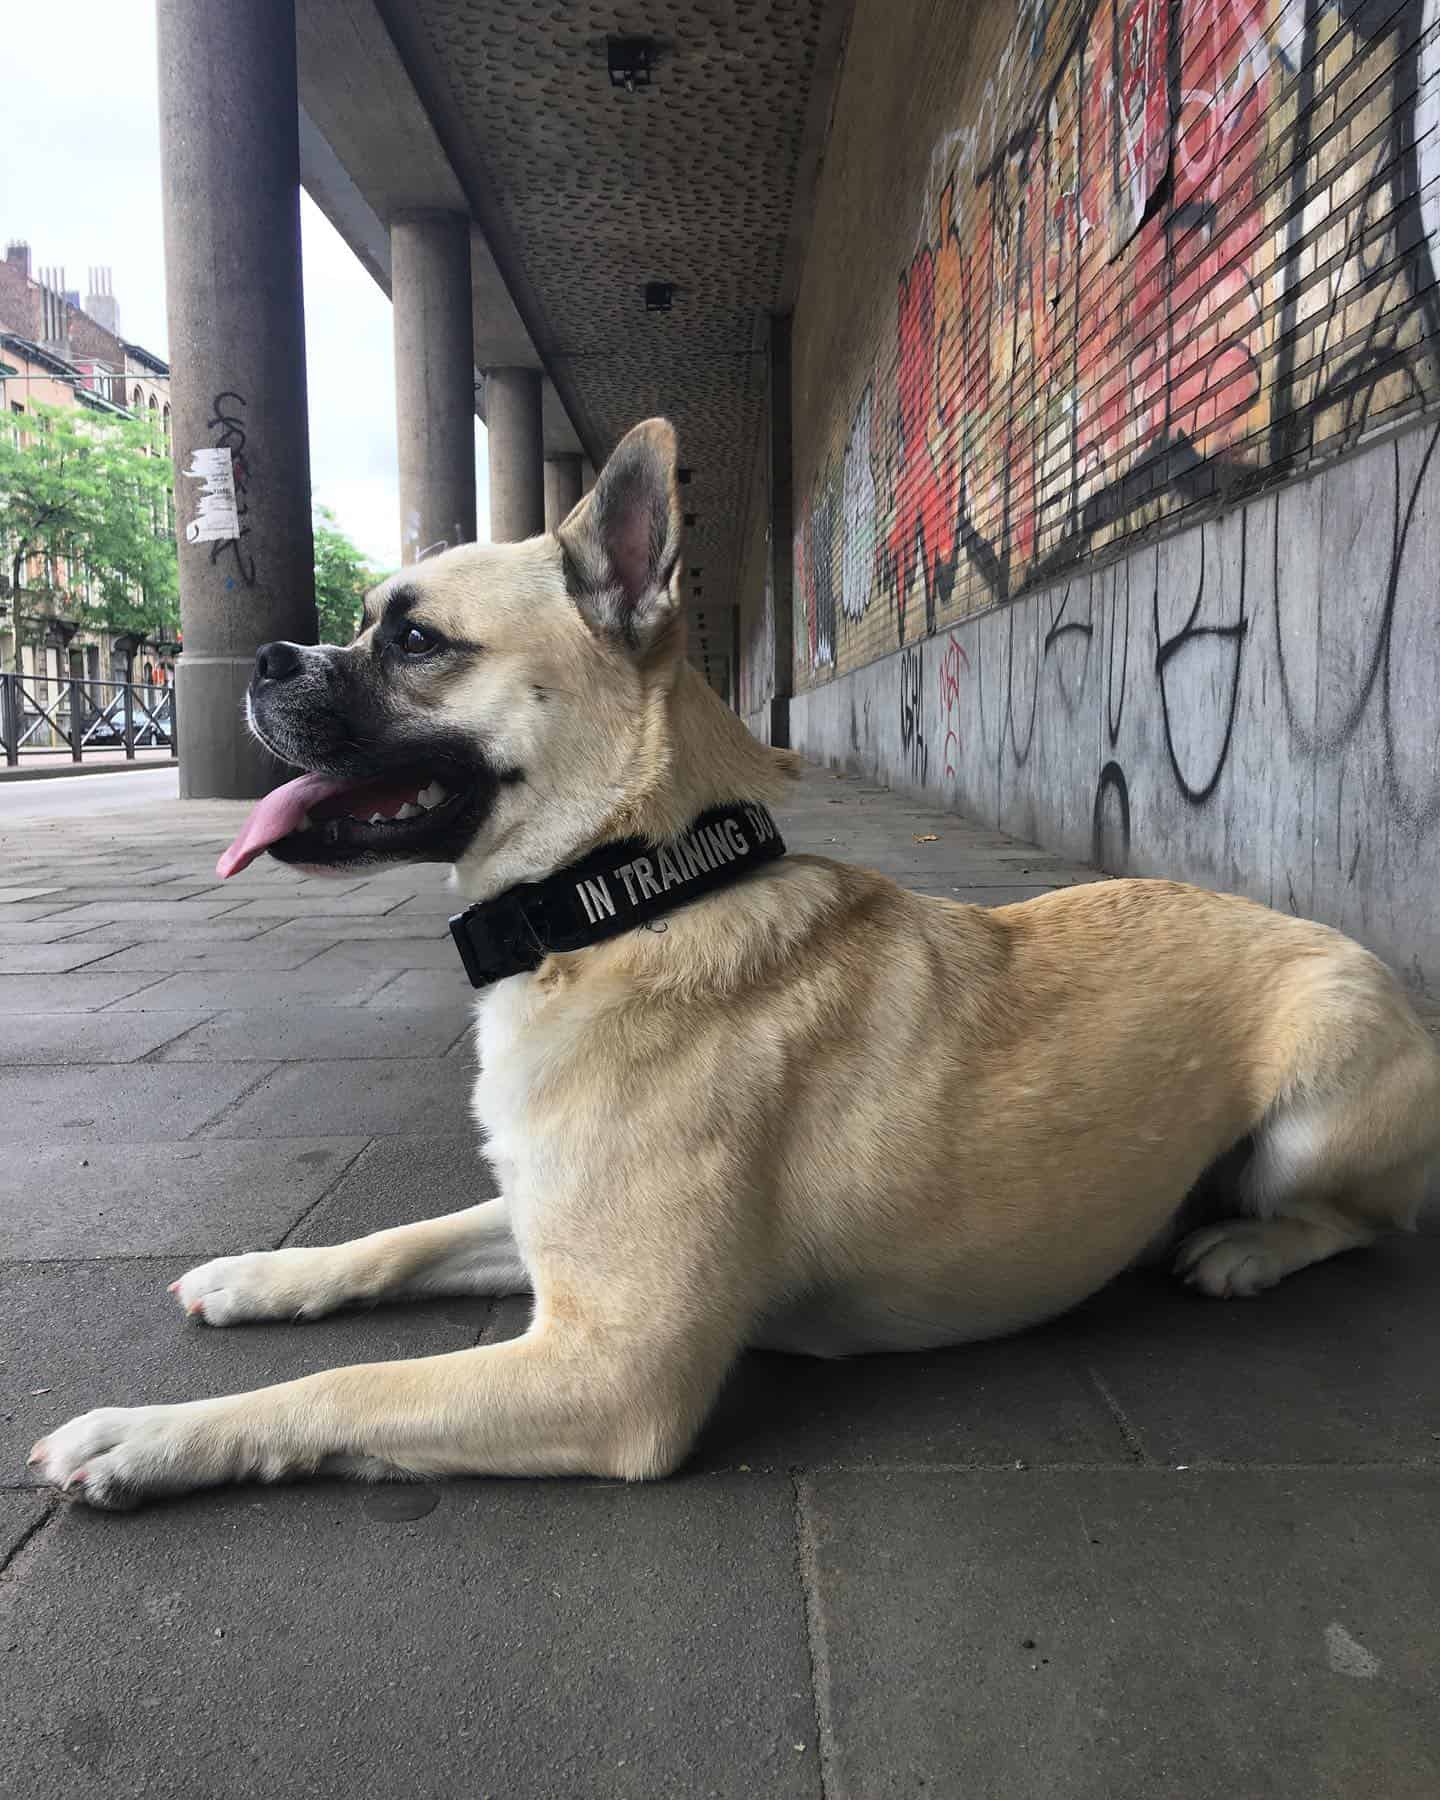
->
[[693, 1231, 1440, 1473]]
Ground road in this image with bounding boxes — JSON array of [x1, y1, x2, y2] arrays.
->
[[0, 765, 179, 821]]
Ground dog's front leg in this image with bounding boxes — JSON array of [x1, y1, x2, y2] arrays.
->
[[171, 1197, 529, 1324], [29, 1299, 741, 1509]]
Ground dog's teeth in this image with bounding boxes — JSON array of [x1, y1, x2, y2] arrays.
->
[[396, 802, 422, 820], [417, 782, 447, 811]]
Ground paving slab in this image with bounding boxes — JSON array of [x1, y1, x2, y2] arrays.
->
[[0, 921, 99, 943], [1052, 1237, 1440, 1466], [198, 1056, 476, 1139], [302, 936, 466, 970], [0, 1008, 215, 1067], [103, 966, 396, 1011], [1, 1259, 493, 1486], [286, 1134, 499, 1245], [78, 939, 330, 973], [801, 1468, 1440, 1799], [699, 1328, 1132, 1472], [33, 886, 222, 905], [0, 1476, 817, 1800], [45, 902, 249, 923], [0, 972, 167, 1012], [218, 893, 407, 918], [264, 913, 450, 941], [0, 1063, 276, 1142], [156, 1005, 475, 1062], [369, 966, 477, 1008], [0, 1139, 368, 1260], [0, 940, 146, 974], [60, 919, 276, 942]]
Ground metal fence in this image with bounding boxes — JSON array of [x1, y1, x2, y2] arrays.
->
[[0, 672, 177, 766]]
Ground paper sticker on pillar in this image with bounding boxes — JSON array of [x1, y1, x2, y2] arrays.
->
[[183, 446, 241, 542]]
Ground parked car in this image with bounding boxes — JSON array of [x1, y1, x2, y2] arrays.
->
[[83, 701, 172, 750]]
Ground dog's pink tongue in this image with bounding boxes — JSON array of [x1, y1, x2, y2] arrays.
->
[[216, 772, 359, 879]]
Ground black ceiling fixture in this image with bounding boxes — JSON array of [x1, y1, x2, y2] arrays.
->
[[608, 37, 655, 91], [677, 467, 692, 484], [644, 281, 674, 312]]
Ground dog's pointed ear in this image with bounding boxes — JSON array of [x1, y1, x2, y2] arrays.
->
[[558, 419, 681, 649]]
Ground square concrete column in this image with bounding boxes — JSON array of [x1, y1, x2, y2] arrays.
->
[[391, 211, 477, 563], [486, 368, 545, 542], [543, 453, 583, 531], [158, 0, 317, 799]]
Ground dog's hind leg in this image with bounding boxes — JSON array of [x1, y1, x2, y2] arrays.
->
[[1176, 959, 1440, 1299], [172, 1197, 530, 1325]]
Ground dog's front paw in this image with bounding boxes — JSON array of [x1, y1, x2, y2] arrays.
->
[[28, 1404, 219, 1510], [172, 1247, 343, 1326]]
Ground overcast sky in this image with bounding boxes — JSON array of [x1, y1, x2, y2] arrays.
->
[[0, 0, 486, 574]]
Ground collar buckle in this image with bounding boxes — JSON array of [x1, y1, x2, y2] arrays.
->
[[449, 887, 539, 988]]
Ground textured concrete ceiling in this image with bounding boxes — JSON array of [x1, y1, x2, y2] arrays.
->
[[369, 0, 849, 693]]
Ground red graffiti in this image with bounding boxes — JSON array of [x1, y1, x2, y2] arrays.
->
[[888, 241, 961, 631], [938, 633, 970, 779]]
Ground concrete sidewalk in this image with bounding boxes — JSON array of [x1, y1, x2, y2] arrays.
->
[[1, 764, 1436, 1798]]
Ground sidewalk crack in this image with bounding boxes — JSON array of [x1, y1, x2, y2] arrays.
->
[[276, 1138, 377, 1248], [0, 1497, 61, 1579], [1086, 1366, 1152, 1466], [792, 1473, 837, 1800]]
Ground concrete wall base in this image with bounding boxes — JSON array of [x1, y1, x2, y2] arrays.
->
[[177, 656, 276, 800], [785, 417, 1440, 994]]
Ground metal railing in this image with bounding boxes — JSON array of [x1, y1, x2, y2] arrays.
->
[[0, 672, 178, 766]]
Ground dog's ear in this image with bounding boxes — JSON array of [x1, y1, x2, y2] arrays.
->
[[558, 418, 681, 649]]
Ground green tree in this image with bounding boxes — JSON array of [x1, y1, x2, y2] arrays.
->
[[0, 402, 177, 668], [313, 506, 380, 645]]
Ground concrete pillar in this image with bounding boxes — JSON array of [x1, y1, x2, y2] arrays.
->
[[487, 368, 544, 541], [157, 0, 317, 799], [392, 211, 476, 563], [543, 453, 583, 531]]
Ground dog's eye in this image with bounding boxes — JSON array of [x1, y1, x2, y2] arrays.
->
[[398, 625, 438, 658]]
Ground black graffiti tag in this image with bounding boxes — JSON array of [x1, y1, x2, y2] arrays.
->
[[899, 642, 929, 786]]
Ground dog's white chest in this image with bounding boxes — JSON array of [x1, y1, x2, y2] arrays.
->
[[469, 973, 592, 1223]]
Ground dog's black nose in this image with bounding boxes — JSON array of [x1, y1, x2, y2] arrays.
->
[[254, 641, 304, 684]]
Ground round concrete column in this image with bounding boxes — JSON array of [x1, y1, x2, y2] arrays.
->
[[486, 368, 545, 541], [157, 0, 317, 799], [543, 453, 583, 531], [392, 211, 477, 563]]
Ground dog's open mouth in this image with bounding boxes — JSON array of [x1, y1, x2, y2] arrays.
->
[[216, 768, 469, 878]]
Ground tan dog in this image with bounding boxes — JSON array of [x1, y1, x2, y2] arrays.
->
[[31, 419, 1440, 1507]]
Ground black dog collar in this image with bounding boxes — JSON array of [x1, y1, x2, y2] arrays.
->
[[449, 802, 786, 989]]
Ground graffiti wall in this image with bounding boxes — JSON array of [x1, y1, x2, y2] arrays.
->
[[789, 418, 1440, 989], [793, 0, 1440, 677]]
